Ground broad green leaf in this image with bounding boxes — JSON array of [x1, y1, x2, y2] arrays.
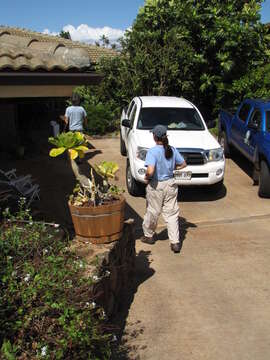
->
[[48, 136, 59, 146], [74, 132, 85, 143]]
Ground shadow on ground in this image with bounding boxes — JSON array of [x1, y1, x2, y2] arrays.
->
[[230, 150, 254, 180], [111, 249, 155, 360], [126, 183, 227, 203], [179, 184, 227, 202], [111, 209, 196, 359]]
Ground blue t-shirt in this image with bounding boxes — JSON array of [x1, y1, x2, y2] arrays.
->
[[145, 145, 185, 181], [65, 106, 87, 131]]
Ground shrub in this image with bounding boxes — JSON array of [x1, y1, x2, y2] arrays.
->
[[0, 200, 112, 359], [230, 63, 270, 106], [84, 103, 116, 135], [74, 87, 119, 135]]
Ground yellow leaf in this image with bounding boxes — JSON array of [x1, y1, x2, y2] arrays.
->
[[74, 146, 89, 153], [68, 149, 78, 160], [77, 150, 85, 159], [74, 132, 85, 142], [49, 147, 66, 157]]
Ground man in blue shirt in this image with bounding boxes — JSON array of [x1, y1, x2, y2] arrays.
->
[[64, 93, 87, 132], [142, 125, 186, 253]]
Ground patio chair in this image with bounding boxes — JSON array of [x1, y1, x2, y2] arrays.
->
[[0, 188, 13, 203], [0, 169, 33, 188], [0, 169, 40, 207], [10, 183, 40, 207], [0, 168, 16, 179]]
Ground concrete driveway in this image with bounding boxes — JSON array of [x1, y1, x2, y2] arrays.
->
[[89, 138, 270, 360]]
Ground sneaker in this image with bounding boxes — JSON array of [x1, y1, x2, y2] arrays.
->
[[170, 243, 181, 253], [140, 235, 155, 245]]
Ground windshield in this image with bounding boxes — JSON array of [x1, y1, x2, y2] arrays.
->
[[266, 111, 270, 132], [137, 107, 205, 131]]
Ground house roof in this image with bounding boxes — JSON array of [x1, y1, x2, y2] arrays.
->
[[0, 26, 117, 72]]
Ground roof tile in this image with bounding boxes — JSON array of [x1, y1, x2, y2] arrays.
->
[[0, 26, 117, 72]]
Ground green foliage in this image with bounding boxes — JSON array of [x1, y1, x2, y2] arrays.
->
[[94, 161, 119, 181], [209, 124, 219, 137], [48, 132, 89, 160], [94, 161, 121, 194], [228, 63, 270, 107], [84, 103, 116, 135], [0, 201, 112, 359], [126, 0, 268, 118], [74, 87, 119, 135], [79, 0, 268, 125], [59, 30, 71, 40], [69, 161, 123, 207]]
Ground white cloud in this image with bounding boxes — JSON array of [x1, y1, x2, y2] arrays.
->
[[43, 24, 125, 44], [43, 28, 58, 37]]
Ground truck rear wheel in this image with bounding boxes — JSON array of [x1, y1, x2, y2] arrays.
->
[[258, 161, 270, 198], [126, 160, 144, 196], [120, 133, 127, 156], [218, 131, 230, 158]]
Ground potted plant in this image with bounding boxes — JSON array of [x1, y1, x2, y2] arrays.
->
[[48, 132, 125, 243]]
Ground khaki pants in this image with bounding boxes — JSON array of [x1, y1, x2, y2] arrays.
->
[[142, 178, 180, 244]]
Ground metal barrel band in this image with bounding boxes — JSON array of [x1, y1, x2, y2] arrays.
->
[[71, 210, 121, 218]]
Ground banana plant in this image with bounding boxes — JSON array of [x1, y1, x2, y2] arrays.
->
[[48, 132, 89, 160]]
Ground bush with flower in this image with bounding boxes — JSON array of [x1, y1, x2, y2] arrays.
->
[[0, 199, 112, 359]]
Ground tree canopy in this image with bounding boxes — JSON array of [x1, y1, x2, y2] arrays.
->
[[79, 0, 269, 131], [59, 30, 71, 40], [121, 0, 268, 118]]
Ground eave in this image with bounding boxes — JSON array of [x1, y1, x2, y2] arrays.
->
[[0, 71, 103, 86]]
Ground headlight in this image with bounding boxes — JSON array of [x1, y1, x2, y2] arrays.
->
[[205, 148, 224, 162], [136, 147, 148, 161]]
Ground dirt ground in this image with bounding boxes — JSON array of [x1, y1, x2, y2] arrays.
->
[[2, 137, 270, 360]]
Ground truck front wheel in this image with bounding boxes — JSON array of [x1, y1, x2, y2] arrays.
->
[[126, 161, 144, 196], [218, 131, 230, 158], [258, 161, 270, 198]]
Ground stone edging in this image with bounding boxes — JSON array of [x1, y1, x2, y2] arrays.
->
[[71, 220, 136, 318]]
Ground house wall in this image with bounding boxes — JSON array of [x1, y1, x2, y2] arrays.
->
[[0, 85, 75, 98]]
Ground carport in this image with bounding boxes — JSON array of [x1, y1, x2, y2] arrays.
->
[[0, 26, 115, 153]]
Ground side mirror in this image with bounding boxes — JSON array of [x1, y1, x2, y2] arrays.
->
[[248, 122, 258, 130], [207, 120, 216, 129], [122, 119, 131, 128]]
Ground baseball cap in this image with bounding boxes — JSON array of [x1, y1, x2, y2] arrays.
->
[[151, 124, 167, 137]]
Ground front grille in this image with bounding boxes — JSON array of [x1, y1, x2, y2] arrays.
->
[[191, 173, 208, 178], [179, 151, 205, 165]]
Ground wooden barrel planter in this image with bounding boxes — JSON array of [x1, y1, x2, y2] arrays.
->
[[68, 195, 125, 244]]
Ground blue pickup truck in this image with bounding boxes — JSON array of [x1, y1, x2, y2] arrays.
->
[[218, 99, 270, 197]]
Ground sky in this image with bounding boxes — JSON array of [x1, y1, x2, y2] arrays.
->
[[1, 0, 270, 44]]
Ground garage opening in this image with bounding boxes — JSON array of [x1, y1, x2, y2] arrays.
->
[[0, 98, 67, 159]]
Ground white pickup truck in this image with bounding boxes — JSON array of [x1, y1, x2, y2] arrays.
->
[[120, 96, 225, 196]]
